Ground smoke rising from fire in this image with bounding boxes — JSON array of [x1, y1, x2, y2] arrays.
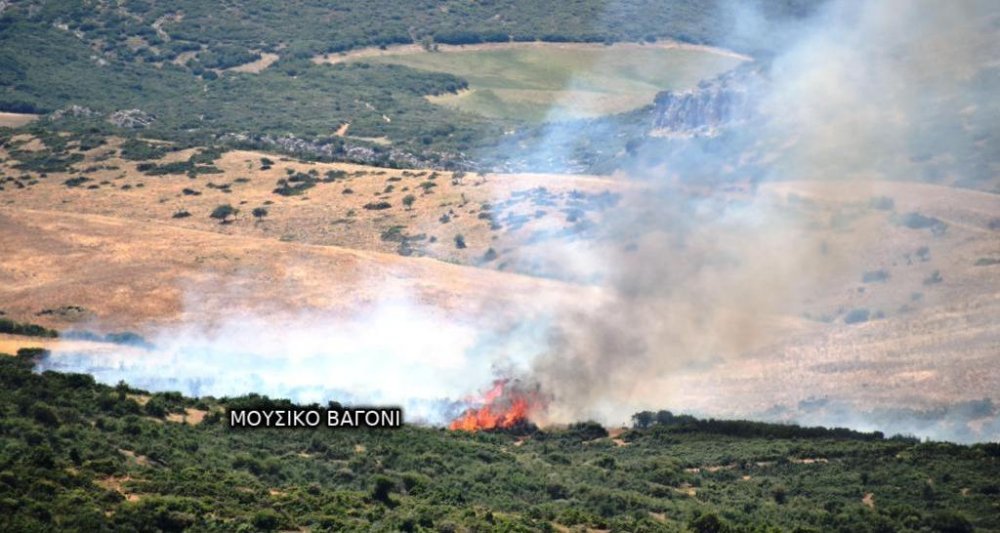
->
[[38, 296, 551, 426], [491, 0, 999, 430]]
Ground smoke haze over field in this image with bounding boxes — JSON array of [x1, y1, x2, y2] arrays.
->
[[504, 0, 999, 428], [37, 0, 1000, 441]]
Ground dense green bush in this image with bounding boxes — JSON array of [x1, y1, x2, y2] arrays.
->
[[0, 318, 58, 338]]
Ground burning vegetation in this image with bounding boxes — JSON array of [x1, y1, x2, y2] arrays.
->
[[448, 379, 545, 432]]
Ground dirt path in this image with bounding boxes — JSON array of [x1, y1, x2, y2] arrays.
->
[[227, 52, 280, 74]]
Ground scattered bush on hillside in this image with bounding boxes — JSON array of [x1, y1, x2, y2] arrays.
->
[[862, 270, 889, 283], [402, 194, 416, 210], [64, 176, 91, 187], [0, 318, 58, 338], [119, 139, 168, 161], [897, 212, 947, 235], [923, 270, 943, 285], [209, 204, 238, 223], [844, 308, 870, 324], [380, 225, 406, 242]]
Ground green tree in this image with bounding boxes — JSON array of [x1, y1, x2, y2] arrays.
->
[[402, 194, 416, 210], [209, 204, 238, 223], [371, 475, 395, 504]]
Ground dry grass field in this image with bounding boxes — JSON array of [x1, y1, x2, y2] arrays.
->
[[0, 113, 39, 128], [0, 133, 996, 429]]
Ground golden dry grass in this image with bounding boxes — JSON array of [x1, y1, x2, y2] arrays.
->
[[1, 137, 996, 424], [0, 112, 39, 128]]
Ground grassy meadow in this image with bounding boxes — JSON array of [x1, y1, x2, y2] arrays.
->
[[356, 44, 746, 120]]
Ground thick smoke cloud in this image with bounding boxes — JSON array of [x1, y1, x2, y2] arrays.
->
[[508, 0, 999, 432], [39, 294, 550, 425]]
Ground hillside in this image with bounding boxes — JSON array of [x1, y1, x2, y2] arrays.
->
[[0, 1, 819, 169], [1, 127, 997, 439], [0, 1, 998, 530], [0, 356, 997, 532]]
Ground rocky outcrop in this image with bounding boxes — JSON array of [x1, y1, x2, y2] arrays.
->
[[108, 109, 156, 129], [650, 64, 765, 137], [48, 105, 99, 121]]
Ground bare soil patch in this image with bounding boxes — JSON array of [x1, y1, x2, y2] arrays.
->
[[227, 52, 280, 73]]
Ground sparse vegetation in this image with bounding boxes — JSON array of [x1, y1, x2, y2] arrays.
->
[[63, 176, 91, 187], [844, 308, 870, 324], [898, 211, 948, 235], [119, 139, 168, 161], [862, 269, 890, 283], [0, 318, 58, 338]]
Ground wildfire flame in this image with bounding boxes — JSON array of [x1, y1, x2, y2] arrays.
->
[[448, 379, 542, 431]]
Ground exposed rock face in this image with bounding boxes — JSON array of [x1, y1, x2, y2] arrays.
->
[[650, 64, 765, 137], [108, 109, 156, 129], [48, 105, 99, 121]]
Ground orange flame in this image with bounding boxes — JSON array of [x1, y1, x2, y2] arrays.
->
[[448, 379, 541, 431]]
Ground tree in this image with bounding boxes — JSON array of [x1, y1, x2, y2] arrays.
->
[[632, 411, 654, 429], [454, 234, 466, 249], [371, 475, 395, 504], [252, 509, 281, 531], [772, 485, 788, 504], [209, 204, 238, 223], [252, 207, 268, 219], [689, 512, 728, 533], [402, 194, 416, 210]]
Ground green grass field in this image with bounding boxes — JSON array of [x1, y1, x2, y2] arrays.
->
[[359, 44, 747, 121]]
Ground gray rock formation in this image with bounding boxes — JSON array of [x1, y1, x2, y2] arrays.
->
[[650, 64, 765, 137], [48, 105, 99, 121], [108, 109, 156, 129]]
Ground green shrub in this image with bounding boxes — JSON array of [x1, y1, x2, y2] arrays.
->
[[209, 204, 238, 223], [844, 309, 870, 324]]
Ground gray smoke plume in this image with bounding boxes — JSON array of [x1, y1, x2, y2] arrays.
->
[[502, 0, 1000, 434]]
